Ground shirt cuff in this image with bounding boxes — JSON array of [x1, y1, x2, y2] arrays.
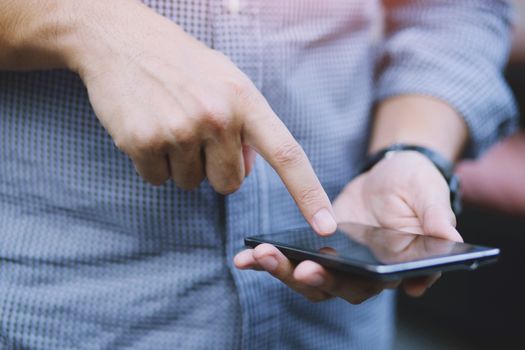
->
[[375, 61, 519, 158]]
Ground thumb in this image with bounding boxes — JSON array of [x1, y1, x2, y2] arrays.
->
[[420, 204, 463, 242]]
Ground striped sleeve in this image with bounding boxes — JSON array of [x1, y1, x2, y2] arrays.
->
[[376, 0, 519, 157]]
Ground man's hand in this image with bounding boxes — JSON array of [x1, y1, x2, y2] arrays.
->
[[74, 1, 336, 233], [235, 151, 462, 303], [0, 0, 336, 234], [333, 151, 461, 241]]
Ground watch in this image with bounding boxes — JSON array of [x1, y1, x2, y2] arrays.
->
[[359, 143, 462, 216]]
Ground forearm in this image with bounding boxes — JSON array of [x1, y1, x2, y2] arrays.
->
[[0, 0, 84, 70], [369, 95, 468, 162], [0, 0, 162, 74], [377, 1, 516, 157]]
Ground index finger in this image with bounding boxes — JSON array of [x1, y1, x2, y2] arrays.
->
[[242, 100, 337, 235]]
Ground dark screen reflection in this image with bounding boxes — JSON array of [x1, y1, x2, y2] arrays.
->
[[266, 222, 470, 265]]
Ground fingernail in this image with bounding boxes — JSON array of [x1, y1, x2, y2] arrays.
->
[[258, 255, 278, 273], [305, 273, 325, 287], [312, 208, 337, 234]]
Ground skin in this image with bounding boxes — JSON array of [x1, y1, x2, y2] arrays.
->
[[0, 0, 337, 235], [334, 223, 458, 265], [1, 1, 469, 304]]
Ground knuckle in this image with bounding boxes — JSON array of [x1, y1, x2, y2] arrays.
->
[[136, 133, 167, 155], [116, 127, 167, 156], [226, 78, 263, 113], [167, 123, 197, 149], [272, 142, 304, 168], [226, 78, 255, 101], [197, 103, 233, 133], [297, 186, 325, 207]]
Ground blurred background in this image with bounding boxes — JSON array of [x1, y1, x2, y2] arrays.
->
[[394, 1, 525, 349]]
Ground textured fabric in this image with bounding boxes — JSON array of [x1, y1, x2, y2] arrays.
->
[[0, 1, 516, 349], [378, 0, 518, 156]]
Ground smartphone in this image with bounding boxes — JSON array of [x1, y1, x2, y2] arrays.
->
[[244, 222, 499, 281]]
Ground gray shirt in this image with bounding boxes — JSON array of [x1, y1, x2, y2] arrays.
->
[[0, 1, 517, 349]]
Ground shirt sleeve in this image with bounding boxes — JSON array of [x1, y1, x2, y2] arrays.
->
[[376, 0, 519, 157]]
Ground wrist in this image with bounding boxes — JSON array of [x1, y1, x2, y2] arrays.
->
[[362, 144, 454, 177], [370, 96, 469, 162], [66, 0, 188, 80], [62, 0, 147, 76]]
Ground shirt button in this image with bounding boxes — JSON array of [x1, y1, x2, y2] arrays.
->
[[226, 0, 241, 15]]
